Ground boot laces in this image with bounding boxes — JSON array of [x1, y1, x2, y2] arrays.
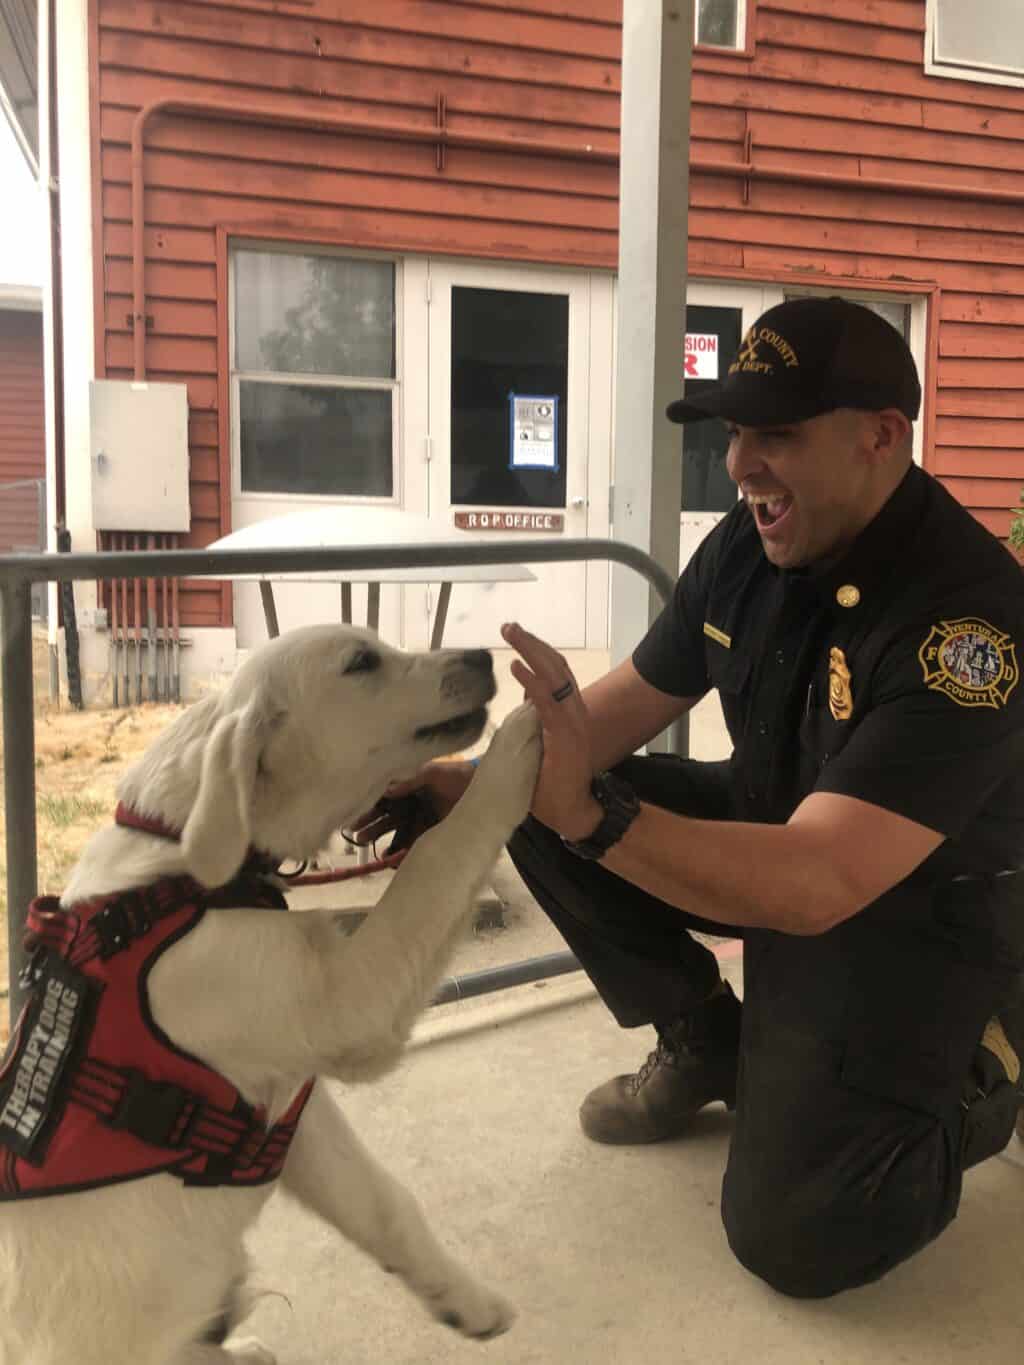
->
[[628, 1036, 682, 1095]]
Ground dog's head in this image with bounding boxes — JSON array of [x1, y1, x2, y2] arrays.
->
[[120, 625, 496, 888]]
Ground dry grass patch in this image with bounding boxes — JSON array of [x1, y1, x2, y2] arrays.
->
[[0, 690, 184, 1040]]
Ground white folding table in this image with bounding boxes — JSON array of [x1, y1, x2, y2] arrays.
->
[[207, 507, 537, 648]]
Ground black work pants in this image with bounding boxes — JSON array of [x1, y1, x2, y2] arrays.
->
[[507, 753, 1020, 1299]]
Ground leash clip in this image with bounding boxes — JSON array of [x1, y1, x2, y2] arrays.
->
[[18, 943, 49, 992]]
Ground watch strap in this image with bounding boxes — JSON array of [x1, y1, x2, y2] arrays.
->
[[563, 772, 640, 860]]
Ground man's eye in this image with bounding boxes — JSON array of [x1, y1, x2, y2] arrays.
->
[[344, 649, 379, 675]]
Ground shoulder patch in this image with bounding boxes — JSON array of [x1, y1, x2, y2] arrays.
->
[[918, 618, 1019, 709]]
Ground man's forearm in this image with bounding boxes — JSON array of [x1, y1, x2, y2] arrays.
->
[[597, 803, 852, 936]]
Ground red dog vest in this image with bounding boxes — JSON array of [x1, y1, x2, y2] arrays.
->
[[0, 863, 314, 1201]]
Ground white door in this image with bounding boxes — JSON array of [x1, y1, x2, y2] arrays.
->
[[678, 282, 772, 571], [425, 261, 598, 649]]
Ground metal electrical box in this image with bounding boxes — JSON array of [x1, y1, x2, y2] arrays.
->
[[90, 379, 191, 531]]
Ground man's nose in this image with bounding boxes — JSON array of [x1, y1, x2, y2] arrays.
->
[[725, 429, 763, 485]]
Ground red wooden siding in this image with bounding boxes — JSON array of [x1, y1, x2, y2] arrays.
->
[[91, 0, 1024, 627], [0, 308, 45, 554]]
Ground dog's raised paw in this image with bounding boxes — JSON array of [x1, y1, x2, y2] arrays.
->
[[472, 703, 542, 832]]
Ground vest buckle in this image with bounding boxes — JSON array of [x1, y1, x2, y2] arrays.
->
[[109, 1070, 190, 1149]]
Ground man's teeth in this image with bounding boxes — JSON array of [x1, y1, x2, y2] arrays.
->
[[748, 494, 789, 511]]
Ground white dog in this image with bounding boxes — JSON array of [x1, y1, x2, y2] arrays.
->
[[0, 624, 542, 1364]]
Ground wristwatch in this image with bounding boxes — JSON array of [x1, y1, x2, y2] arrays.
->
[[562, 771, 641, 860]]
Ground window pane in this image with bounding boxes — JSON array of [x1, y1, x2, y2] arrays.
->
[[697, 0, 738, 48], [935, 0, 1024, 74], [861, 299, 911, 341], [681, 305, 742, 514], [235, 251, 395, 378], [239, 381, 393, 496], [451, 287, 568, 509], [784, 293, 910, 341]]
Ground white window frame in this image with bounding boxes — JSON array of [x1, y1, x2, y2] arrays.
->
[[925, 0, 1024, 89], [695, 0, 746, 52], [229, 241, 403, 505]]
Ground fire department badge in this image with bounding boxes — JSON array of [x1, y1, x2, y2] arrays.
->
[[828, 647, 853, 721], [918, 618, 1019, 710]]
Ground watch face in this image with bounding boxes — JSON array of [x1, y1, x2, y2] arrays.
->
[[596, 773, 640, 814]]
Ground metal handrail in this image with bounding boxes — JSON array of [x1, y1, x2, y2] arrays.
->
[[1, 538, 679, 1016]]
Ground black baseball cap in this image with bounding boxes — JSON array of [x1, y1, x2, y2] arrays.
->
[[666, 296, 921, 427]]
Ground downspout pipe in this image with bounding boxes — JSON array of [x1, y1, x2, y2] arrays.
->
[[128, 94, 1024, 382], [129, 97, 620, 381], [691, 154, 1024, 208]]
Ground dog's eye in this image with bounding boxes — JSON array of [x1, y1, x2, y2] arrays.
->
[[344, 649, 379, 675]]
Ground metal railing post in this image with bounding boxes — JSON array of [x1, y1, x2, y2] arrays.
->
[[1, 581, 37, 1021]]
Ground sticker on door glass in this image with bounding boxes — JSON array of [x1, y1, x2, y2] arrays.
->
[[685, 332, 719, 380], [510, 394, 559, 471]]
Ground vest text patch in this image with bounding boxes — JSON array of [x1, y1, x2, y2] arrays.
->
[[0, 957, 95, 1163]]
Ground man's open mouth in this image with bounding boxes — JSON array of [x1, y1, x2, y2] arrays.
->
[[748, 493, 793, 531], [414, 707, 488, 741]]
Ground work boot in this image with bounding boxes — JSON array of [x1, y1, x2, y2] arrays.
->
[[997, 988, 1024, 1145], [579, 981, 741, 1145], [961, 1013, 1022, 1169]]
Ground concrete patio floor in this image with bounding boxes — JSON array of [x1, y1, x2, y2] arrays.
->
[[238, 686, 1023, 1363], [239, 948, 1024, 1365]]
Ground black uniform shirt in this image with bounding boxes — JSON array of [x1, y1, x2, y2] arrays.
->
[[633, 465, 1024, 878]]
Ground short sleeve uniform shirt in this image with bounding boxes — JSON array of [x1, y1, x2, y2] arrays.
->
[[633, 465, 1024, 879]]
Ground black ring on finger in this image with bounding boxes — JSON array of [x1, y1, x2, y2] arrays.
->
[[552, 681, 573, 702]]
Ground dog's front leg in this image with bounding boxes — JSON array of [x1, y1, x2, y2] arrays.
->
[[281, 1085, 514, 1339], [321, 703, 542, 1068]]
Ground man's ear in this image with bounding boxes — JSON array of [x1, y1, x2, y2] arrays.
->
[[869, 408, 912, 465], [181, 697, 273, 887]]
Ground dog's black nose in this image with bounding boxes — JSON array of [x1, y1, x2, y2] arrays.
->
[[462, 649, 493, 673]]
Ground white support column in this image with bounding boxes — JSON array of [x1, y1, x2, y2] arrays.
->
[[609, 0, 692, 682], [38, 0, 58, 640], [55, 0, 96, 573]]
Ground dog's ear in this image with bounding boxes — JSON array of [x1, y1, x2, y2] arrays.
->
[[180, 698, 271, 887]]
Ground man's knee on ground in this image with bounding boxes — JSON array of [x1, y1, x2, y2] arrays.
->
[[720, 1184, 938, 1300], [723, 1203, 857, 1299]]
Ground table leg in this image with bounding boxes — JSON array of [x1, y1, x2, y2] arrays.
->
[[430, 581, 452, 651], [259, 580, 280, 638]]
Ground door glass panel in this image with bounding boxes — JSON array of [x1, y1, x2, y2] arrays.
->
[[681, 305, 742, 514], [450, 286, 568, 508]]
